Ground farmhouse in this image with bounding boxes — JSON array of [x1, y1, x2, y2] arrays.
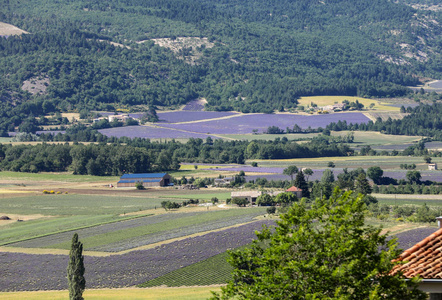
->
[[117, 173, 172, 188], [231, 190, 285, 205], [231, 191, 262, 204], [286, 186, 303, 198], [429, 163, 438, 170], [391, 217, 442, 298], [109, 114, 131, 123], [214, 177, 234, 187]]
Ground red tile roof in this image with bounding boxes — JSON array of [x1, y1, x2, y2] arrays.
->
[[392, 228, 442, 279], [286, 186, 302, 192]]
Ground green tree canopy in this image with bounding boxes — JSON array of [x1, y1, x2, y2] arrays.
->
[[212, 189, 425, 300], [406, 170, 422, 184], [367, 166, 384, 185], [354, 173, 373, 195], [303, 168, 314, 181], [283, 165, 298, 182], [256, 193, 274, 206], [274, 192, 297, 206], [294, 171, 309, 198], [67, 233, 85, 300]]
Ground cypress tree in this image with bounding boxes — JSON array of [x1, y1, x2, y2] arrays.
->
[[67, 233, 85, 300], [294, 171, 310, 198]]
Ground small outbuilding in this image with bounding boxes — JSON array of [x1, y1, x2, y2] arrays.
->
[[286, 186, 303, 198], [117, 173, 172, 188], [429, 163, 438, 170]]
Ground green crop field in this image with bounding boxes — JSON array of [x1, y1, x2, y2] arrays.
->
[[0, 194, 169, 215], [0, 137, 12, 143], [140, 251, 233, 287], [0, 214, 144, 245], [376, 194, 442, 207], [332, 131, 421, 146], [0, 171, 119, 183]]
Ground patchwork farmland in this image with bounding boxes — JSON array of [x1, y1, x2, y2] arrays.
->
[[97, 112, 371, 140], [2, 104, 442, 298]]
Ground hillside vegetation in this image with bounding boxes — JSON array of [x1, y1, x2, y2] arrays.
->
[[0, 0, 441, 133]]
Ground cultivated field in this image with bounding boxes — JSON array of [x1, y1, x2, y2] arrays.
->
[[97, 111, 371, 140], [298, 96, 400, 112]]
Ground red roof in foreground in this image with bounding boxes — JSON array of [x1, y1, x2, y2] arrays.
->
[[286, 186, 302, 192], [392, 228, 442, 279]]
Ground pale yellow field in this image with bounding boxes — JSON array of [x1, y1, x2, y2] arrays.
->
[[0, 286, 221, 300], [298, 96, 399, 112], [0, 22, 29, 36]]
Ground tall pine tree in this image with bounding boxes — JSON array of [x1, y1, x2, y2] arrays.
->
[[67, 233, 85, 300]]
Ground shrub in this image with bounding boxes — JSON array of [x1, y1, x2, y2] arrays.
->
[[135, 181, 145, 190], [266, 206, 276, 214]]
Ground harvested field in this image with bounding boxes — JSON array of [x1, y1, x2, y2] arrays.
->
[[298, 96, 399, 111]]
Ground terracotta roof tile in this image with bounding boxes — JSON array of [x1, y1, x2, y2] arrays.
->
[[286, 186, 302, 192], [392, 228, 442, 279]]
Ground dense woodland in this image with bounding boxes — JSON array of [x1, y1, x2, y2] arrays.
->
[[0, 0, 441, 133]]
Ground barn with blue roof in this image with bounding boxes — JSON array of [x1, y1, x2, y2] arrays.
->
[[117, 173, 172, 188]]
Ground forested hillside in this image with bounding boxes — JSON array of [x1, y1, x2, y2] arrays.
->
[[0, 0, 441, 132]]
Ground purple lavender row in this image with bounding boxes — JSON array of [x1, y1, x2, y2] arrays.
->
[[98, 126, 219, 139], [0, 220, 275, 291], [157, 111, 238, 123], [160, 113, 370, 134], [394, 227, 437, 251]]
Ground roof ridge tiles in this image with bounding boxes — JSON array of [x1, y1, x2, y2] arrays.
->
[[393, 227, 442, 279]]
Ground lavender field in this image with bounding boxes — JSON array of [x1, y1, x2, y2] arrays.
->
[[72, 111, 372, 139], [160, 113, 370, 134], [98, 126, 219, 139], [0, 220, 274, 291], [395, 227, 437, 250], [157, 111, 238, 123]]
